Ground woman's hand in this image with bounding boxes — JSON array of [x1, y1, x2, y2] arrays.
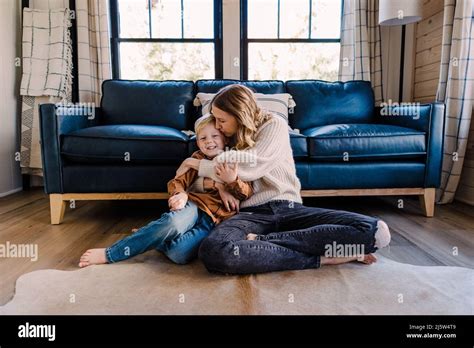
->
[[216, 183, 240, 212], [168, 192, 188, 211], [175, 158, 200, 178], [215, 162, 238, 184]]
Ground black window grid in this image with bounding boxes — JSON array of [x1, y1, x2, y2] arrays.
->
[[240, 0, 344, 80], [110, 0, 223, 79]]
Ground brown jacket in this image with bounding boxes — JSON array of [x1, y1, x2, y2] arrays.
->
[[167, 151, 253, 224]]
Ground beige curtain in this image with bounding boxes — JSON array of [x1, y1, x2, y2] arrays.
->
[[76, 0, 112, 104], [436, 0, 474, 204], [20, 0, 71, 177], [338, 0, 384, 105]]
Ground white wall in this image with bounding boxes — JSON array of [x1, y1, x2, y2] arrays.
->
[[0, 0, 22, 197], [381, 23, 417, 103], [222, 0, 240, 79]]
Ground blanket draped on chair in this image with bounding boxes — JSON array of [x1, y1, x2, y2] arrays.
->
[[20, 7, 72, 176]]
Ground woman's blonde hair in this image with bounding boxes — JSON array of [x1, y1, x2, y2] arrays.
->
[[210, 84, 271, 150]]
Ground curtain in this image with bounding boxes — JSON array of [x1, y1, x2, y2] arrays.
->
[[20, 0, 71, 177], [20, 0, 112, 178], [75, 0, 112, 104], [338, 0, 384, 105], [436, 0, 474, 204]]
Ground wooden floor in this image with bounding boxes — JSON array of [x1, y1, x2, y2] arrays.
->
[[0, 188, 473, 306]]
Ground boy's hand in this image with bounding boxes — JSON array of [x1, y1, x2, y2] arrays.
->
[[168, 192, 188, 211], [215, 162, 238, 184]]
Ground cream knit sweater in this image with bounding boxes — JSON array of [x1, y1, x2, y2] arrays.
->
[[198, 115, 303, 208]]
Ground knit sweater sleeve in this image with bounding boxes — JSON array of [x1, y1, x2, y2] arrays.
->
[[198, 117, 289, 182]]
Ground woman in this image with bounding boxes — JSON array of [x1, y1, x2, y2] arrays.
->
[[176, 84, 391, 274]]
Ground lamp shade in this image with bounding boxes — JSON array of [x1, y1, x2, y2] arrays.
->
[[379, 0, 422, 26]]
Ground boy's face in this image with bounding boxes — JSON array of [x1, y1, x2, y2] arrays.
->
[[196, 123, 226, 158]]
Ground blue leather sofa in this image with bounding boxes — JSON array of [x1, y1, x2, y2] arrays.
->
[[39, 79, 445, 224]]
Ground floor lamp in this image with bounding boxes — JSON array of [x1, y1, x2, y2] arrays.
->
[[379, 0, 423, 102]]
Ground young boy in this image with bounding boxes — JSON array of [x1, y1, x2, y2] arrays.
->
[[78, 115, 252, 267]]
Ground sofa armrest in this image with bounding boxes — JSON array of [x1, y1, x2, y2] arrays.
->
[[374, 102, 445, 187], [39, 103, 101, 193]]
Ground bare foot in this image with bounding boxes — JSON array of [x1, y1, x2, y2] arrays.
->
[[321, 253, 377, 266], [246, 233, 258, 241], [131, 228, 138, 233], [78, 248, 107, 268]]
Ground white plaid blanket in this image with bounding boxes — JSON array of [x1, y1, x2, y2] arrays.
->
[[20, 8, 73, 100]]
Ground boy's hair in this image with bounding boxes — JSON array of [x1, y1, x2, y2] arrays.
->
[[194, 114, 216, 135]]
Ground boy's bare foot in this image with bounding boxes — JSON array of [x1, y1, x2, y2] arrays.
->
[[246, 233, 258, 241], [78, 248, 107, 268], [321, 253, 377, 266], [131, 228, 138, 233]]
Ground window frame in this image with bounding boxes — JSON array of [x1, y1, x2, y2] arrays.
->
[[109, 0, 223, 80], [240, 0, 344, 80]]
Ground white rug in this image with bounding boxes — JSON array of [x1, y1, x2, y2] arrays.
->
[[1, 254, 472, 315]]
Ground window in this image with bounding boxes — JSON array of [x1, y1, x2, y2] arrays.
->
[[242, 0, 342, 80], [110, 0, 222, 80]]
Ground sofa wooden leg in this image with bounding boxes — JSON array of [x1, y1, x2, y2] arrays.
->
[[50, 194, 66, 224], [419, 188, 435, 217]]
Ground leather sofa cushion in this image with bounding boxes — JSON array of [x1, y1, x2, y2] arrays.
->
[[303, 124, 426, 161], [61, 125, 189, 164], [295, 161, 426, 189], [290, 131, 308, 160], [286, 80, 375, 130], [101, 80, 194, 129]]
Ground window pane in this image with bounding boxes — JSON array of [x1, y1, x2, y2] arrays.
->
[[120, 42, 215, 80], [248, 0, 278, 39], [118, 0, 150, 38], [151, 0, 182, 38], [280, 0, 309, 39], [311, 0, 342, 38], [248, 43, 340, 81], [183, 0, 214, 38]]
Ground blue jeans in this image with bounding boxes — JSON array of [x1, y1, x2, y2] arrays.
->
[[106, 201, 214, 264], [198, 200, 380, 274]]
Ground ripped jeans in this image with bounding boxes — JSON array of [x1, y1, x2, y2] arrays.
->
[[198, 200, 380, 274], [106, 201, 214, 265]]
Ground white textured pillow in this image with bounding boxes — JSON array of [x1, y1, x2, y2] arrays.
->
[[193, 92, 296, 124]]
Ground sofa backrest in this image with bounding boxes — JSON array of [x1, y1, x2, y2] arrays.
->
[[195, 79, 286, 94], [101, 80, 194, 129], [286, 80, 375, 131]]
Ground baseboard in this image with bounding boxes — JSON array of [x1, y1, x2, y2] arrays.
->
[[0, 187, 23, 198]]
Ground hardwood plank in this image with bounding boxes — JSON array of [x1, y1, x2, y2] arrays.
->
[[414, 79, 439, 98], [414, 96, 436, 103], [416, 26, 443, 53], [415, 61, 440, 83], [0, 188, 46, 216], [421, 0, 444, 19], [415, 44, 442, 68], [416, 11, 444, 38]]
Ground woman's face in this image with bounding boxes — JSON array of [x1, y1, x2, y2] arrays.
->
[[211, 105, 239, 137]]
